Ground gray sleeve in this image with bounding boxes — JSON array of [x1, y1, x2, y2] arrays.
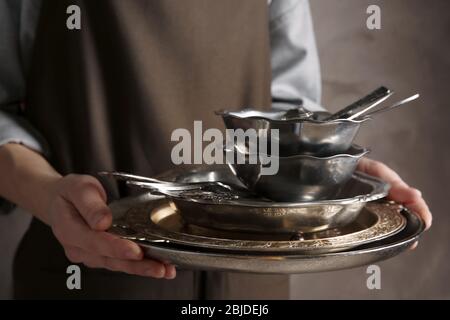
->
[[0, 0, 47, 155], [269, 0, 325, 112], [0, 0, 47, 213]]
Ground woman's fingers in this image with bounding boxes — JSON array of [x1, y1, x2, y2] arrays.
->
[[164, 264, 177, 280], [404, 196, 432, 230], [49, 174, 177, 279], [388, 184, 421, 203], [388, 184, 432, 230], [61, 175, 112, 231], [358, 158, 408, 188], [358, 158, 432, 230], [53, 199, 143, 260], [64, 246, 174, 279]]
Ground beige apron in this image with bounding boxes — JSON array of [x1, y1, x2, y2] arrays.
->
[[14, 0, 289, 299]]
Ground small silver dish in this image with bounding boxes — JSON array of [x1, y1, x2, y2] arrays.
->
[[162, 164, 388, 233], [216, 109, 369, 156], [226, 145, 369, 202]]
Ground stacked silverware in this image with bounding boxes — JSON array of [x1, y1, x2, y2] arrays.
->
[[100, 88, 425, 273], [102, 86, 420, 234]]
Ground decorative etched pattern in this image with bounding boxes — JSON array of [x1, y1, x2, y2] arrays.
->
[[111, 200, 406, 253]]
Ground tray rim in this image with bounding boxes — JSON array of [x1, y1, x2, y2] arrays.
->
[[116, 200, 406, 253], [168, 170, 390, 207], [128, 208, 424, 274]]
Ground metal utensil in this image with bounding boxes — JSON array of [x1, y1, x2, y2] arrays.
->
[[326, 86, 393, 120], [354, 93, 420, 119], [126, 179, 245, 201], [215, 107, 313, 121], [282, 107, 314, 120], [100, 171, 234, 192], [99, 171, 160, 183]]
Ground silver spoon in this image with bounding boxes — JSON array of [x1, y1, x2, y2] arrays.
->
[[100, 171, 232, 190], [125, 179, 233, 192], [353, 93, 420, 119], [99, 171, 169, 184]]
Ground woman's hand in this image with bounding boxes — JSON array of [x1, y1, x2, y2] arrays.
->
[[357, 158, 432, 230], [0, 143, 175, 279], [45, 174, 177, 279]]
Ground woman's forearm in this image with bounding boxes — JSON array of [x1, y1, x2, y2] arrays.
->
[[0, 143, 61, 224]]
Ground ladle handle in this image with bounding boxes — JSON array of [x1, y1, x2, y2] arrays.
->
[[327, 86, 392, 120]]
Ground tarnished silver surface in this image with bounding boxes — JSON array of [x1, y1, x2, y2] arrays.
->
[[99, 171, 234, 193], [113, 200, 405, 253], [166, 164, 389, 233], [226, 145, 369, 202], [217, 109, 369, 156], [356, 93, 420, 119], [109, 197, 424, 274], [326, 86, 393, 120]]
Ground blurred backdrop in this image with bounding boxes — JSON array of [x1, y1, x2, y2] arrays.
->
[[1, 0, 449, 299], [289, 0, 450, 299]]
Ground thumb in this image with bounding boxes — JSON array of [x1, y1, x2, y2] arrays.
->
[[62, 175, 112, 231]]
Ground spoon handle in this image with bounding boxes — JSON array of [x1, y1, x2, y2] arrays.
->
[[99, 171, 164, 184], [347, 92, 394, 120], [357, 94, 420, 119], [327, 86, 392, 120]]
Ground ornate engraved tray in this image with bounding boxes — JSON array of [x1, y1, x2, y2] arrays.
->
[[109, 194, 424, 274], [111, 199, 405, 254]]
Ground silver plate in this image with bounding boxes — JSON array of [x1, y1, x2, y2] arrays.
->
[[113, 200, 405, 253], [160, 165, 390, 233], [109, 198, 424, 274]]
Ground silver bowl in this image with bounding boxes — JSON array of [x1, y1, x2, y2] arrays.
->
[[225, 145, 369, 202], [109, 165, 391, 235], [217, 109, 369, 156], [156, 164, 388, 233]]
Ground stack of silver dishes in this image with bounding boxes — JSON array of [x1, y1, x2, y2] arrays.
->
[[103, 87, 425, 273]]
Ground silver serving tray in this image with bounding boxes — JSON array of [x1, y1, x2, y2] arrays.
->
[[112, 200, 405, 254], [109, 198, 423, 274], [160, 165, 390, 233]]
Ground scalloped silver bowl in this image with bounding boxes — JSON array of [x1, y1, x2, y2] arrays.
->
[[225, 144, 369, 202], [216, 109, 369, 156]]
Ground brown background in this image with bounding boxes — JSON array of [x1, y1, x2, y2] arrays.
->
[[288, 0, 450, 299], [1, 0, 449, 299]]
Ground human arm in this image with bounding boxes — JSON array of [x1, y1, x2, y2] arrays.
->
[[0, 1, 175, 278], [269, 0, 324, 111], [0, 143, 176, 278]]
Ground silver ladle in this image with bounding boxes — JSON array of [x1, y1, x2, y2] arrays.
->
[[326, 86, 393, 120]]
